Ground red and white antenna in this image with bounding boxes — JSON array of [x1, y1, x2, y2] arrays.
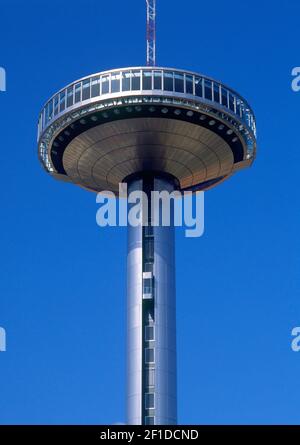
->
[[146, 0, 156, 66]]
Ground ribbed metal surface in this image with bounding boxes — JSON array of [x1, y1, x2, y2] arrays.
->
[[62, 117, 233, 193]]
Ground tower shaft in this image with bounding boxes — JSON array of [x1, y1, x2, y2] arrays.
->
[[146, 0, 156, 66], [126, 174, 177, 425]]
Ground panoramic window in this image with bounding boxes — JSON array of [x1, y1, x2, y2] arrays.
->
[[153, 71, 162, 90], [235, 98, 241, 117], [195, 77, 203, 97], [82, 79, 91, 101], [132, 70, 141, 90], [163, 71, 174, 91], [45, 101, 53, 122], [91, 76, 100, 97], [229, 93, 235, 112], [74, 83, 81, 103], [174, 73, 184, 93], [102, 75, 110, 94], [54, 95, 59, 115], [186, 75, 193, 94], [221, 87, 228, 107], [122, 72, 131, 91], [204, 80, 212, 100], [143, 71, 152, 90], [111, 72, 121, 93], [213, 83, 220, 103], [67, 86, 74, 107], [59, 91, 66, 112]]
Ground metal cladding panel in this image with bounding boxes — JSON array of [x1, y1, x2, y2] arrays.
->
[[153, 177, 177, 425], [127, 178, 143, 425], [62, 117, 233, 193]]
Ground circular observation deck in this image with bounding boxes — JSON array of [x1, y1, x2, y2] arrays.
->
[[37, 67, 257, 193]]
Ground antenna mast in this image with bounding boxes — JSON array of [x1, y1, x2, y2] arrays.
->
[[146, 0, 156, 66]]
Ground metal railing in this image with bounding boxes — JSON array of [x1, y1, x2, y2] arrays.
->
[[38, 67, 256, 140]]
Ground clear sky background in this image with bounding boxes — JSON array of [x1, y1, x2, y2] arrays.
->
[[0, 0, 300, 425]]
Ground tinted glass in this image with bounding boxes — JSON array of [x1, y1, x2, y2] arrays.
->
[[67, 86, 74, 107], [111, 72, 120, 93], [59, 91, 66, 112], [122, 72, 131, 91], [153, 71, 162, 89], [204, 80, 212, 100], [195, 77, 202, 97], [132, 71, 141, 90], [102, 75, 110, 94], [145, 348, 154, 363], [163, 71, 173, 91], [229, 93, 235, 111], [143, 71, 152, 89], [174, 73, 184, 92], [221, 88, 228, 107], [74, 83, 81, 103], [54, 95, 59, 115], [145, 326, 154, 341], [145, 393, 154, 409], [186, 75, 193, 94], [91, 76, 100, 97], [213, 83, 220, 103], [146, 369, 155, 387], [82, 79, 91, 100]]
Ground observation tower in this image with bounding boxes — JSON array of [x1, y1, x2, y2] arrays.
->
[[37, 0, 257, 425]]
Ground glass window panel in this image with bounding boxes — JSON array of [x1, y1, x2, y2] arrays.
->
[[145, 238, 154, 261], [221, 88, 228, 107], [245, 109, 251, 127], [143, 71, 152, 90], [154, 71, 162, 90], [67, 86, 74, 107], [145, 326, 154, 341], [59, 91, 66, 112], [174, 73, 184, 93], [54, 95, 59, 115], [213, 83, 220, 103], [122, 72, 131, 91], [229, 93, 235, 111], [145, 393, 155, 409], [143, 278, 152, 294], [204, 80, 212, 100], [74, 83, 81, 103], [236, 99, 241, 117], [132, 70, 141, 90], [111, 72, 121, 93], [45, 104, 49, 123], [91, 76, 100, 97], [145, 348, 154, 363], [48, 100, 53, 120], [163, 71, 174, 91], [146, 369, 155, 387], [195, 77, 203, 97], [39, 115, 43, 132], [144, 262, 153, 273], [102, 75, 110, 94], [240, 102, 245, 120], [186, 75, 194, 94], [82, 79, 91, 100]]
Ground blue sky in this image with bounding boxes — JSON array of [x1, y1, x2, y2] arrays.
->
[[0, 0, 300, 424]]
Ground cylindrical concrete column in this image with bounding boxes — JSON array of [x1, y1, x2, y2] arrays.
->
[[126, 174, 177, 425]]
